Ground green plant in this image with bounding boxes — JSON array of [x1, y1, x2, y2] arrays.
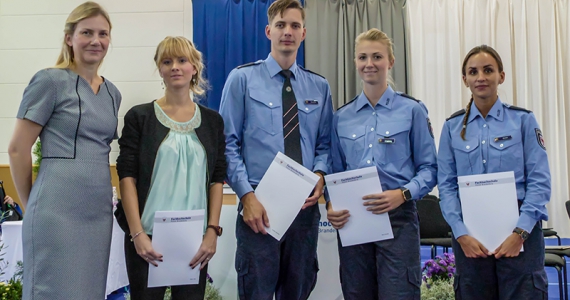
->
[[0, 278, 23, 300], [420, 278, 454, 300], [32, 139, 42, 176], [421, 253, 455, 299], [0, 234, 23, 300]]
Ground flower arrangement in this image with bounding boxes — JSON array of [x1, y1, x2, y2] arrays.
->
[[420, 253, 455, 300]]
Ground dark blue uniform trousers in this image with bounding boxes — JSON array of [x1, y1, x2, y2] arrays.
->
[[452, 222, 548, 300], [235, 203, 320, 300], [124, 234, 208, 300], [337, 201, 421, 300]]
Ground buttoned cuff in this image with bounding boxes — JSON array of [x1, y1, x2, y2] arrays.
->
[[451, 221, 469, 239], [234, 180, 254, 200], [516, 212, 537, 234], [313, 162, 329, 176]]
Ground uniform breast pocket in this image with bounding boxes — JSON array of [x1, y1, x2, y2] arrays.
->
[[451, 138, 480, 174], [376, 121, 411, 164], [489, 132, 523, 170], [298, 94, 322, 129], [337, 126, 366, 167], [248, 88, 281, 136]]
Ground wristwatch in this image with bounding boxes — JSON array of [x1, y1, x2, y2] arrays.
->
[[513, 227, 529, 241], [399, 187, 412, 202], [207, 225, 223, 237]]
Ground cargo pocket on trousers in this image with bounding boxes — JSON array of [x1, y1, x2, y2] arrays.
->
[[310, 254, 320, 292], [532, 270, 548, 299], [453, 275, 462, 300], [235, 253, 249, 300], [407, 266, 421, 288]]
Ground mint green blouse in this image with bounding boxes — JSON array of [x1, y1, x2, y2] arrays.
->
[[141, 102, 207, 235]]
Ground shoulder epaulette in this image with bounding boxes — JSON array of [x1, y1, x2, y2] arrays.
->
[[446, 109, 466, 121], [337, 95, 358, 111], [298, 65, 325, 79], [503, 103, 531, 113], [396, 92, 420, 103], [237, 60, 262, 69]]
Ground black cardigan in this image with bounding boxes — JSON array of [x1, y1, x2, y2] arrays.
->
[[114, 101, 227, 233]]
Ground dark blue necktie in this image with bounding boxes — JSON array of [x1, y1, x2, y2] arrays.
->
[[280, 70, 302, 164]]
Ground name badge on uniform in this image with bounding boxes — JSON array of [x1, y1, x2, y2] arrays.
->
[[494, 135, 512, 142], [304, 100, 318, 105], [378, 138, 395, 144]]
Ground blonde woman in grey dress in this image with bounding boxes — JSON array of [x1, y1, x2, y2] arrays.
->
[[8, 2, 121, 299]]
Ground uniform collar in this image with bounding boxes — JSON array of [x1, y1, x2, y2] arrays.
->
[[355, 85, 396, 112], [468, 97, 505, 123], [265, 53, 299, 79]]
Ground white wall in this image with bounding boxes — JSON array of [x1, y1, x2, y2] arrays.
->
[[0, 0, 194, 164]]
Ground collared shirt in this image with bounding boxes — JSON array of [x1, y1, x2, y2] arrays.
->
[[438, 98, 551, 237], [219, 54, 333, 199], [331, 86, 437, 200]]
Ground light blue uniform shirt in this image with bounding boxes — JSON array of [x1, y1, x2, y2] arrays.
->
[[331, 87, 437, 199], [438, 98, 551, 238], [219, 54, 333, 199], [141, 103, 207, 235]]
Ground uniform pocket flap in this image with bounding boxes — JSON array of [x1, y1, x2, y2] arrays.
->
[[490, 133, 522, 150], [338, 126, 365, 140], [377, 121, 411, 137], [451, 138, 480, 153], [249, 88, 281, 109]]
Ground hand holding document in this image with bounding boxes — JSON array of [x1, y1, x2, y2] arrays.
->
[[249, 152, 320, 241], [148, 210, 205, 288], [458, 171, 520, 253], [325, 167, 394, 246]]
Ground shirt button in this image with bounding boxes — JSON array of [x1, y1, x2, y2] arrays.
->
[[483, 160, 487, 164], [500, 144, 504, 147], [372, 112, 376, 115], [482, 140, 486, 144], [385, 131, 389, 135], [483, 124, 487, 128], [466, 145, 470, 149], [367, 160, 371, 164], [352, 134, 356, 138], [371, 128, 374, 131], [305, 107, 309, 111], [269, 102, 273, 106], [369, 144, 373, 148]]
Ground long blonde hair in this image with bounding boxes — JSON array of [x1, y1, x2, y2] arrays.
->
[[355, 28, 395, 86], [54, 1, 112, 69], [154, 36, 208, 96]]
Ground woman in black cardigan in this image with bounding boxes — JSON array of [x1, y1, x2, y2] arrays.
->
[[116, 36, 226, 300]]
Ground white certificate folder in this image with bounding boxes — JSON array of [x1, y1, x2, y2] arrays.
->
[[458, 171, 520, 252], [325, 167, 394, 247], [249, 152, 320, 241], [148, 210, 205, 288]]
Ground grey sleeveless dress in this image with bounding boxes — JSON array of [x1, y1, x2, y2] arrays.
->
[[17, 68, 121, 300]]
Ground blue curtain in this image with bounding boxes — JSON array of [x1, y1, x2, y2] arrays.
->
[[193, 0, 305, 110]]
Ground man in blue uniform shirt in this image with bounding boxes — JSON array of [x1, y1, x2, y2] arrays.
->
[[218, 0, 333, 299]]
